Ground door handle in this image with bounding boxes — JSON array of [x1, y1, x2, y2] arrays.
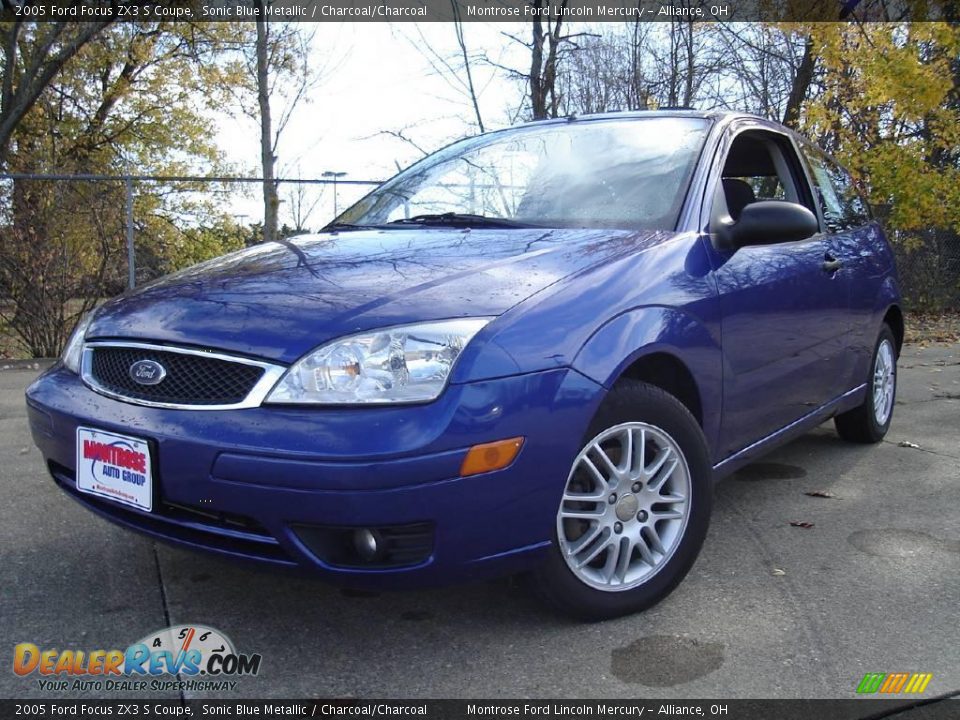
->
[[822, 254, 842, 273]]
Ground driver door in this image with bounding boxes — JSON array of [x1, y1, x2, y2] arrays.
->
[[705, 127, 851, 458]]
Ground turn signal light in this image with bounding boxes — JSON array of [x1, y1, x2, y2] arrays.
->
[[460, 437, 524, 477]]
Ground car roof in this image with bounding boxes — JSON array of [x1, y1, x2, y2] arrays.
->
[[513, 109, 787, 132]]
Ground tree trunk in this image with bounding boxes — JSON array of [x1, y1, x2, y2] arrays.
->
[[630, 20, 643, 109], [529, 5, 546, 120], [667, 22, 680, 107], [0, 22, 107, 168], [255, 7, 278, 244], [543, 5, 565, 117], [782, 35, 816, 128], [683, 21, 694, 107]]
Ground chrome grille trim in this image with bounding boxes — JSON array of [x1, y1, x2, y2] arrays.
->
[[80, 341, 287, 411]]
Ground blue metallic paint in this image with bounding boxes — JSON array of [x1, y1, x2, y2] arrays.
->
[[28, 364, 605, 586], [87, 226, 669, 368], [26, 111, 902, 587]]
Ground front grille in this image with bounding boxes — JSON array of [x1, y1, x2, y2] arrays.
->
[[90, 346, 265, 406]]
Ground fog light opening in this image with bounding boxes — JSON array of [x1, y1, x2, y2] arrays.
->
[[353, 528, 383, 562]]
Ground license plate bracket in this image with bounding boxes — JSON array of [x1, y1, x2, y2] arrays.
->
[[75, 427, 153, 512]]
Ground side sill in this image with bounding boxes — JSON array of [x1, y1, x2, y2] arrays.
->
[[712, 383, 867, 481]]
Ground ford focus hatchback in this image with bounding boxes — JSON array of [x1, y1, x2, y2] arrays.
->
[[26, 111, 902, 620]]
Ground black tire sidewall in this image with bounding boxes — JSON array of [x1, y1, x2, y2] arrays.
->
[[535, 381, 713, 621], [865, 326, 898, 438]]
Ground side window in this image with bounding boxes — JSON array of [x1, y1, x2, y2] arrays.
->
[[800, 145, 870, 232], [717, 129, 815, 224], [730, 175, 786, 201]]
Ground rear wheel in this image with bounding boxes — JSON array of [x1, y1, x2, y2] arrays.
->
[[835, 324, 897, 444], [534, 380, 712, 621]]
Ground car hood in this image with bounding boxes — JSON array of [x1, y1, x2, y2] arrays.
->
[[88, 227, 674, 363]]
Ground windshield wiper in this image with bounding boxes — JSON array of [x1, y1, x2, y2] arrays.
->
[[322, 222, 373, 232], [386, 212, 536, 229]]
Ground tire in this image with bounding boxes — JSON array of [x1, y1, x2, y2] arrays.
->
[[534, 380, 712, 621], [834, 324, 898, 444]]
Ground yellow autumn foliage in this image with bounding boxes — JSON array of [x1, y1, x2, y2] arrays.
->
[[795, 22, 960, 235]]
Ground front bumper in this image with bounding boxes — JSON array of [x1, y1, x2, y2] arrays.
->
[[26, 365, 604, 588]]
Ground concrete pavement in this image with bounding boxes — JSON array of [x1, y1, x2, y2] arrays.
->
[[2, 345, 957, 701]]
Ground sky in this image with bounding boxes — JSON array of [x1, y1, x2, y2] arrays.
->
[[214, 22, 532, 228]]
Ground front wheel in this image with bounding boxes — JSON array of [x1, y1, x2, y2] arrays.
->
[[834, 324, 898, 444], [534, 380, 712, 621]]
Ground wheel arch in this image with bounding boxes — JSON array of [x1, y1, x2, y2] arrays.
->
[[871, 273, 903, 353], [883, 304, 904, 355], [570, 305, 722, 459], [618, 352, 703, 427]]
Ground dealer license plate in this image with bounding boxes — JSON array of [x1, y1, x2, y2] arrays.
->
[[75, 427, 153, 512]]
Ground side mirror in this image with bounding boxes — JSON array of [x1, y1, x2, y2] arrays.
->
[[717, 200, 819, 249]]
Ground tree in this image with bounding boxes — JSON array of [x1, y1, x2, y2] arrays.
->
[[490, 2, 597, 121], [0, 20, 112, 167], [0, 21, 247, 356], [405, 5, 486, 133], [788, 22, 960, 309], [701, 24, 816, 124], [159, 216, 248, 274], [283, 173, 324, 234], [555, 25, 653, 114], [781, 32, 816, 127], [223, 4, 316, 244], [527, 1, 566, 119], [653, 18, 703, 108], [254, 8, 278, 245], [800, 23, 960, 233], [451, 1, 484, 132]]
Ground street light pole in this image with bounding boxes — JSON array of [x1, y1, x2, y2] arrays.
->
[[322, 170, 348, 218]]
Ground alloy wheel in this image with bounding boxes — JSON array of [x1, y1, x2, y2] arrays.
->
[[873, 339, 895, 426], [557, 422, 692, 592]]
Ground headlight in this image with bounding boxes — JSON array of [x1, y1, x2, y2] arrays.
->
[[62, 313, 93, 374], [264, 318, 492, 405]]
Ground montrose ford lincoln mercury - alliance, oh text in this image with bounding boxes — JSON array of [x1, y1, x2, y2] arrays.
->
[[27, 111, 901, 619]]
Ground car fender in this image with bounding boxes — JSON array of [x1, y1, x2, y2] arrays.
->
[[874, 274, 901, 322], [873, 273, 904, 353], [843, 270, 902, 394], [570, 305, 722, 454]]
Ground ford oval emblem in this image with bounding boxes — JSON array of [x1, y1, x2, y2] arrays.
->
[[129, 359, 167, 386]]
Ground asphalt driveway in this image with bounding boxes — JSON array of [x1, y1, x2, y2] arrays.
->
[[2, 344, 958, 700]]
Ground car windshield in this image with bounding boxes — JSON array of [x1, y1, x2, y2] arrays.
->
[[337, 117, 709, 231]]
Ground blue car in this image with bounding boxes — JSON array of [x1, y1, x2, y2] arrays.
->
[[26, 111, 902, 620]]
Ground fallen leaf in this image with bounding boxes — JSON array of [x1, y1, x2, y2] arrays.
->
[[898, 441, 920, 448], [772, 568, 786, 576], [804, 490, 835, 498], [790, 521, 815, 529], [904, 310, 960, 345]]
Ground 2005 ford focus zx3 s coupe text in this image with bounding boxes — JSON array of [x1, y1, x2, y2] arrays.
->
[[27, 111, 902, 620]]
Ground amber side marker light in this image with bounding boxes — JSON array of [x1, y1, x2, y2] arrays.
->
[[460, 437, 525, 477]]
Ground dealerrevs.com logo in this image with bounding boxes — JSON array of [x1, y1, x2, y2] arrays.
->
[[13, 625, 261, 693]]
